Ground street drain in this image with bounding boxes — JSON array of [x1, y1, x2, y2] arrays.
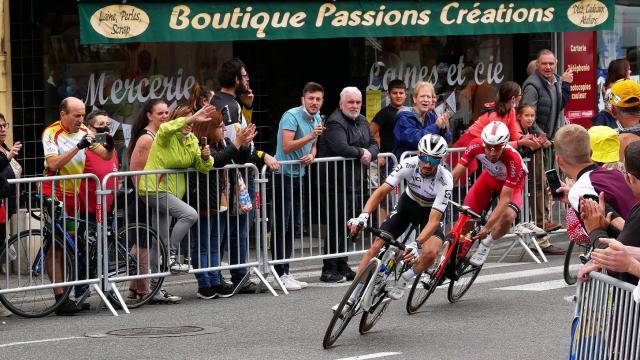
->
[[104, 326, 222, 338]]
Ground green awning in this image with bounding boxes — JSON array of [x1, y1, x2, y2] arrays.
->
[[79, 0, 615, 44]]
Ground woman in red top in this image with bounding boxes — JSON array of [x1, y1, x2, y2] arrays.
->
[[449, 81, 527, 177], [78, 110, 119, 216]]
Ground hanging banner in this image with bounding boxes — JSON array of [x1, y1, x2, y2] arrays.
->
[[78, 0, 614, 44], [563, 31, 597, 129]]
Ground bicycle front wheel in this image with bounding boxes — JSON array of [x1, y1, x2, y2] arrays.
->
[[323, 259, 377, 349], [106, 223, 166, 309], [0, 229, 75, 318], [447, 239, 482, 303], [406, 236, 450, 314]]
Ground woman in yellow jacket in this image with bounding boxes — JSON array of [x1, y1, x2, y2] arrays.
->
[[138, 104, 215, 273]]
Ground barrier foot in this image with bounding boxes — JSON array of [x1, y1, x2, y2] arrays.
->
[[497, 234, 541, 264], [269, 265, 289, 295], [528, 236, 548, 263], [109, 282, 130, 314], [252, 267, 278, 297], [92, 283, 118, 317]]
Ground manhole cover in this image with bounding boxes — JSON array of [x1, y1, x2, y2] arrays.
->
[[107, 326, 205, 338]]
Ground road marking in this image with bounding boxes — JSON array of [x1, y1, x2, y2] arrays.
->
[[493, 279, 574, 291], [335, 352, 402, 360], [471, 264, 580, 285], [0, 336, 85, 349]]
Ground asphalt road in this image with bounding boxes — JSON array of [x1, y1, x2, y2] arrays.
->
[[0, 234, 578, 360]]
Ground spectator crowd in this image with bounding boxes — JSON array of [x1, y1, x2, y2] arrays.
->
[[1, 49, 640, 317]]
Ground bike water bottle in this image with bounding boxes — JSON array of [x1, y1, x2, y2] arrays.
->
[[458, 234, 472, 259]]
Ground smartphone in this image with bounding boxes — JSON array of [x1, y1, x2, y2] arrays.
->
[[545, 169, 563, 199], [200, 137, 207, 147], [94, 133, 107, 145]]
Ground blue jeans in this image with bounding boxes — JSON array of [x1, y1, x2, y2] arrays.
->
[[190, 214, 226, 288], [271, 175, 302, 276], [221, 212, 248, 284]]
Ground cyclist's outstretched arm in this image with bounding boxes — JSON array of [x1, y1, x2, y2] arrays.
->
[[416, 210, 443, 245], [362, 183, 394, 214], [451, 164, 467, 185]]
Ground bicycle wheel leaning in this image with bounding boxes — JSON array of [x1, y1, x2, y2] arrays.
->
[[106, 223, 167, 309], [323, 259, 377, 349], [405, 236, 450, 314], [563, 241, 588, 285], [0, 229, 75, 318], [447, 239, 482, 303]]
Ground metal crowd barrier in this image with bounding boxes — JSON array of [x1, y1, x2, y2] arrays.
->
[[260, 153, 397, 293], [101, 164, 275, 312], [570, 271, 640, 359], [0, 174, 119, 317]]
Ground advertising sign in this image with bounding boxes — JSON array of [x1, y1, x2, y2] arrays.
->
[[563, 31, 597, 128]]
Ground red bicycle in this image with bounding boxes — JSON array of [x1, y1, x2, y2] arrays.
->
[[406, 199, 487, 314]]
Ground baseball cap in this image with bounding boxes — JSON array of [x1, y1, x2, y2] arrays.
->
[[588, 126, 620, 163], [610, 79, 640, 108]]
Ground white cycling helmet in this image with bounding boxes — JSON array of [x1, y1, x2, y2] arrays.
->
[[417, 134, 448, 158], [481, 121, 510, 145]]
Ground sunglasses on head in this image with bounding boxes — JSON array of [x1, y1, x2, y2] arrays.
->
[[483, 142, 506, 152], [418, 154, 441, 165]]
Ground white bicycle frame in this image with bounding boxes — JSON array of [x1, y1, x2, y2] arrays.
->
[[357, 245, 400, 313]]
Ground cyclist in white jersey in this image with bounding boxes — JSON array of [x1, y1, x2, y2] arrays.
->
[[345, 134, 453, 302]]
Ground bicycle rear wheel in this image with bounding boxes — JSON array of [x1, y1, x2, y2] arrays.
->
[[0, 230, 75, 318], [564, 241, 588, 285], [447, 240, 482, 303], [323, 259, 377, 349], [406, 236, 450, 314], [106, 223, 166, 309]]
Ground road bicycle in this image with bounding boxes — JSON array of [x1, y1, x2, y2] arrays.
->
[[405, 199, 487, 314], [563, 240, 593, 285], [322, 226, 414, 349], [0, 191, 167, 317]]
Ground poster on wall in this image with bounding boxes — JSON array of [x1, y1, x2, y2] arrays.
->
[[563, 31, 597, 129]]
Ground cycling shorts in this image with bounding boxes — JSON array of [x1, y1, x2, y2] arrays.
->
[[380, 192, 445, 242], [463, 170, 524, 216]]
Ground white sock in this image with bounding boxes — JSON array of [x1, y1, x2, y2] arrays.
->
[[349, 283, 365, 302], [481, 234, 494, 248], [402, 268, 416, 280]]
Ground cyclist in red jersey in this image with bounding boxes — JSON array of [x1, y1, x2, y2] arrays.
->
[[451, 121, 528, 266]]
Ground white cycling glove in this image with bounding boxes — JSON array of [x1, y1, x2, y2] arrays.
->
[[405, 241, 419, 259], [347, 212, 370, 230]]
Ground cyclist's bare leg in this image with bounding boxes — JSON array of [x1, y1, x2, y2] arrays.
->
[[356, 238, 384, 274], [411, 236, 442, 274], [44, 248, 66, 296], [487, 207, 518, 241]]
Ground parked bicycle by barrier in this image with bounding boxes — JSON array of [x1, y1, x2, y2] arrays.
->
[[564, 241, 593, 285], [0, 191, 166, 317], [322, 225, 413, 349], [406, 199, 487, 314]]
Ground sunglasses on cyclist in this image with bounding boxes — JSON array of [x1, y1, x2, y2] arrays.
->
[[483, 142, 506, 152], [418, 154, 441, 165]]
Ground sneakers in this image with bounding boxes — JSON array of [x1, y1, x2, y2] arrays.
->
[[0, 304, 11, 317], [169, 256, 191, 273], [151, 288, 182, 304], [211, 283, 235, 298], [290, 274, 308, 289], [320, 271, 346, 283], [280, 274, 302, 291], [197, 287, 218, 300], [234, 281, 267, 294], [544, 221, 562, 232], [540, 244, 567, 255], [387, 276, 409, 300], [331, 300, 353, 317], [469, 243, 491, 267], [513, 222, 546, 236], [341, 268, 356, 281], [55, 299, 81, 316]]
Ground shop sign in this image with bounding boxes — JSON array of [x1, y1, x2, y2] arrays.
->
[[78, 1, 614, 44], [563, 31, 597, 128]]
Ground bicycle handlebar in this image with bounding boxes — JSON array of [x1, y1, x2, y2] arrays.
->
[[447, 199, 487, 226], [349, 225, 405, 251]]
